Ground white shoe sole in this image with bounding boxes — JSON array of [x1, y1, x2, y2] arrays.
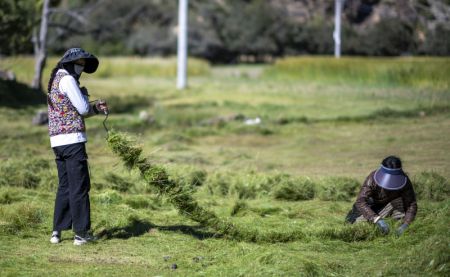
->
[[50, 237, 61, 244], [73, 240, 87, 246]]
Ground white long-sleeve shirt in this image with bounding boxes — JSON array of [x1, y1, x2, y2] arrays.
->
[[50, 69, 95, 148]]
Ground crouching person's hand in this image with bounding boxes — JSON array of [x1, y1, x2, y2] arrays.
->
[[376, 219, 390, 235], [396, 223, 408, 237]]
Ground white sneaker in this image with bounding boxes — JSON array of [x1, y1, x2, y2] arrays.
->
[[73, 233, 96, 246], [50, 231, 61, 244]]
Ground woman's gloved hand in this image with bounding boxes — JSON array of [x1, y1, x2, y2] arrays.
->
[[396, 223, 408, 237], [376, 219, 390, 235], [94, 99, 109, 115]]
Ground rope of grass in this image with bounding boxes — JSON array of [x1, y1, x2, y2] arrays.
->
[[107, 130, 304, 243]]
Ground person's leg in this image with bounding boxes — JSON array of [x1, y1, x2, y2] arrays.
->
[[65, 143, 91, 235], [345, 204, 365, 223], [53, 147, 73, 232], [346, 197, 376, 223]]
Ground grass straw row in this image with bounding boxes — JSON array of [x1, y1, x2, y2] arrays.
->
[[107, 130, 305, 243]]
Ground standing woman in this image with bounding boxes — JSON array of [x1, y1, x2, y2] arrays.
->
[[47, 48, 108, 245]]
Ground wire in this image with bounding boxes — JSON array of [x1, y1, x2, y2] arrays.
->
[[103, 113, 109, 137]]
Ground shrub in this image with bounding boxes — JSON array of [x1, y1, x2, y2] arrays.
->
[[273, 177, 316, 201], [413, 171, 450, 201], [318, 177, 360, 202]]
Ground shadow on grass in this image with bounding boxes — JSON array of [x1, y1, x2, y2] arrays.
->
[[96, 217, 219, 240], [106, 95, 154, 114], [276, 105, 450, 125], [0, 79, 46, 108]]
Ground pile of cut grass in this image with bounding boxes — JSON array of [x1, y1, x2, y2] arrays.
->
[[0, 158, 55, 189], [0, 203, 45, 235], [413, 171, 450, 201]]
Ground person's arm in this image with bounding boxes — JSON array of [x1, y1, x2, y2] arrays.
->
[[59, 75, 96, 117], [355, 172, 378, 222], [401, 180, 418, 225]]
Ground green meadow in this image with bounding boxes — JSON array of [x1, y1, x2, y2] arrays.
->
[[0, 56, 449, 276]]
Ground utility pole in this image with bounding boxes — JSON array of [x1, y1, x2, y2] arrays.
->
[[177, 0, 188, 90], [333, 0, 344, 58]]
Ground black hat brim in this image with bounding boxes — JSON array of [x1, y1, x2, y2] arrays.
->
[[59, 48, 99, 73]]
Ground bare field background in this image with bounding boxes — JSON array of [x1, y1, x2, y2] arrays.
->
[[0, 56, 449, 276]]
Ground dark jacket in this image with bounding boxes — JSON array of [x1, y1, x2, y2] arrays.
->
[[355, 171, 417, 224]]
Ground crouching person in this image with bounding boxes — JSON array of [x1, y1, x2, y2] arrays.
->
[[345, 156, 417, 236]]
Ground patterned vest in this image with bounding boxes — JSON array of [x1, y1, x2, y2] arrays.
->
[[48, 71, 86, 137]]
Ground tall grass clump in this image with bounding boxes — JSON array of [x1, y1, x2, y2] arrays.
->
[[0, 56, 210, 84], [107, 130, 304, 243], [0, 190, 21, 204], [413, 171, 450, 201], [273, 177, 316, 201], [0, 158, 51, 189], [95, 57, 210, 78], [318, 177, 360, 202], [206, 171, 273, 199], [206, 172, 232, 196], [0, 56, 59, 84], [0, 203, 45, 235], [166, 166, 207, 190], [267, 57, 450, 90]]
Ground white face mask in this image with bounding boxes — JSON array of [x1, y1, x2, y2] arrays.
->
[[74, 64, 84, 75]]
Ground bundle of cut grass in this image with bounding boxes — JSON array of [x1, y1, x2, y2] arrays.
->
[[315, 222, 378, 242], [273, 177, 316, 201], [107, 130, 304, 243], [413, 171, 450, 201], [318, 177, 360, 202]]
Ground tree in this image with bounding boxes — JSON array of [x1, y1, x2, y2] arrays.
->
[[0, 0, 35, 55], [32, 0, 51, 90]]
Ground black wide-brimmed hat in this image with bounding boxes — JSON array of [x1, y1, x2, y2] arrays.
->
[[374, 165, 407, 190], [59, 48, 99, 73]]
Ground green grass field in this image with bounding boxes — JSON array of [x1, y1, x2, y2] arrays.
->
[[0, 56, 449, 276]]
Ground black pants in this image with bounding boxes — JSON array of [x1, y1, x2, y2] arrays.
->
[[52, 142, 91, 234]]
